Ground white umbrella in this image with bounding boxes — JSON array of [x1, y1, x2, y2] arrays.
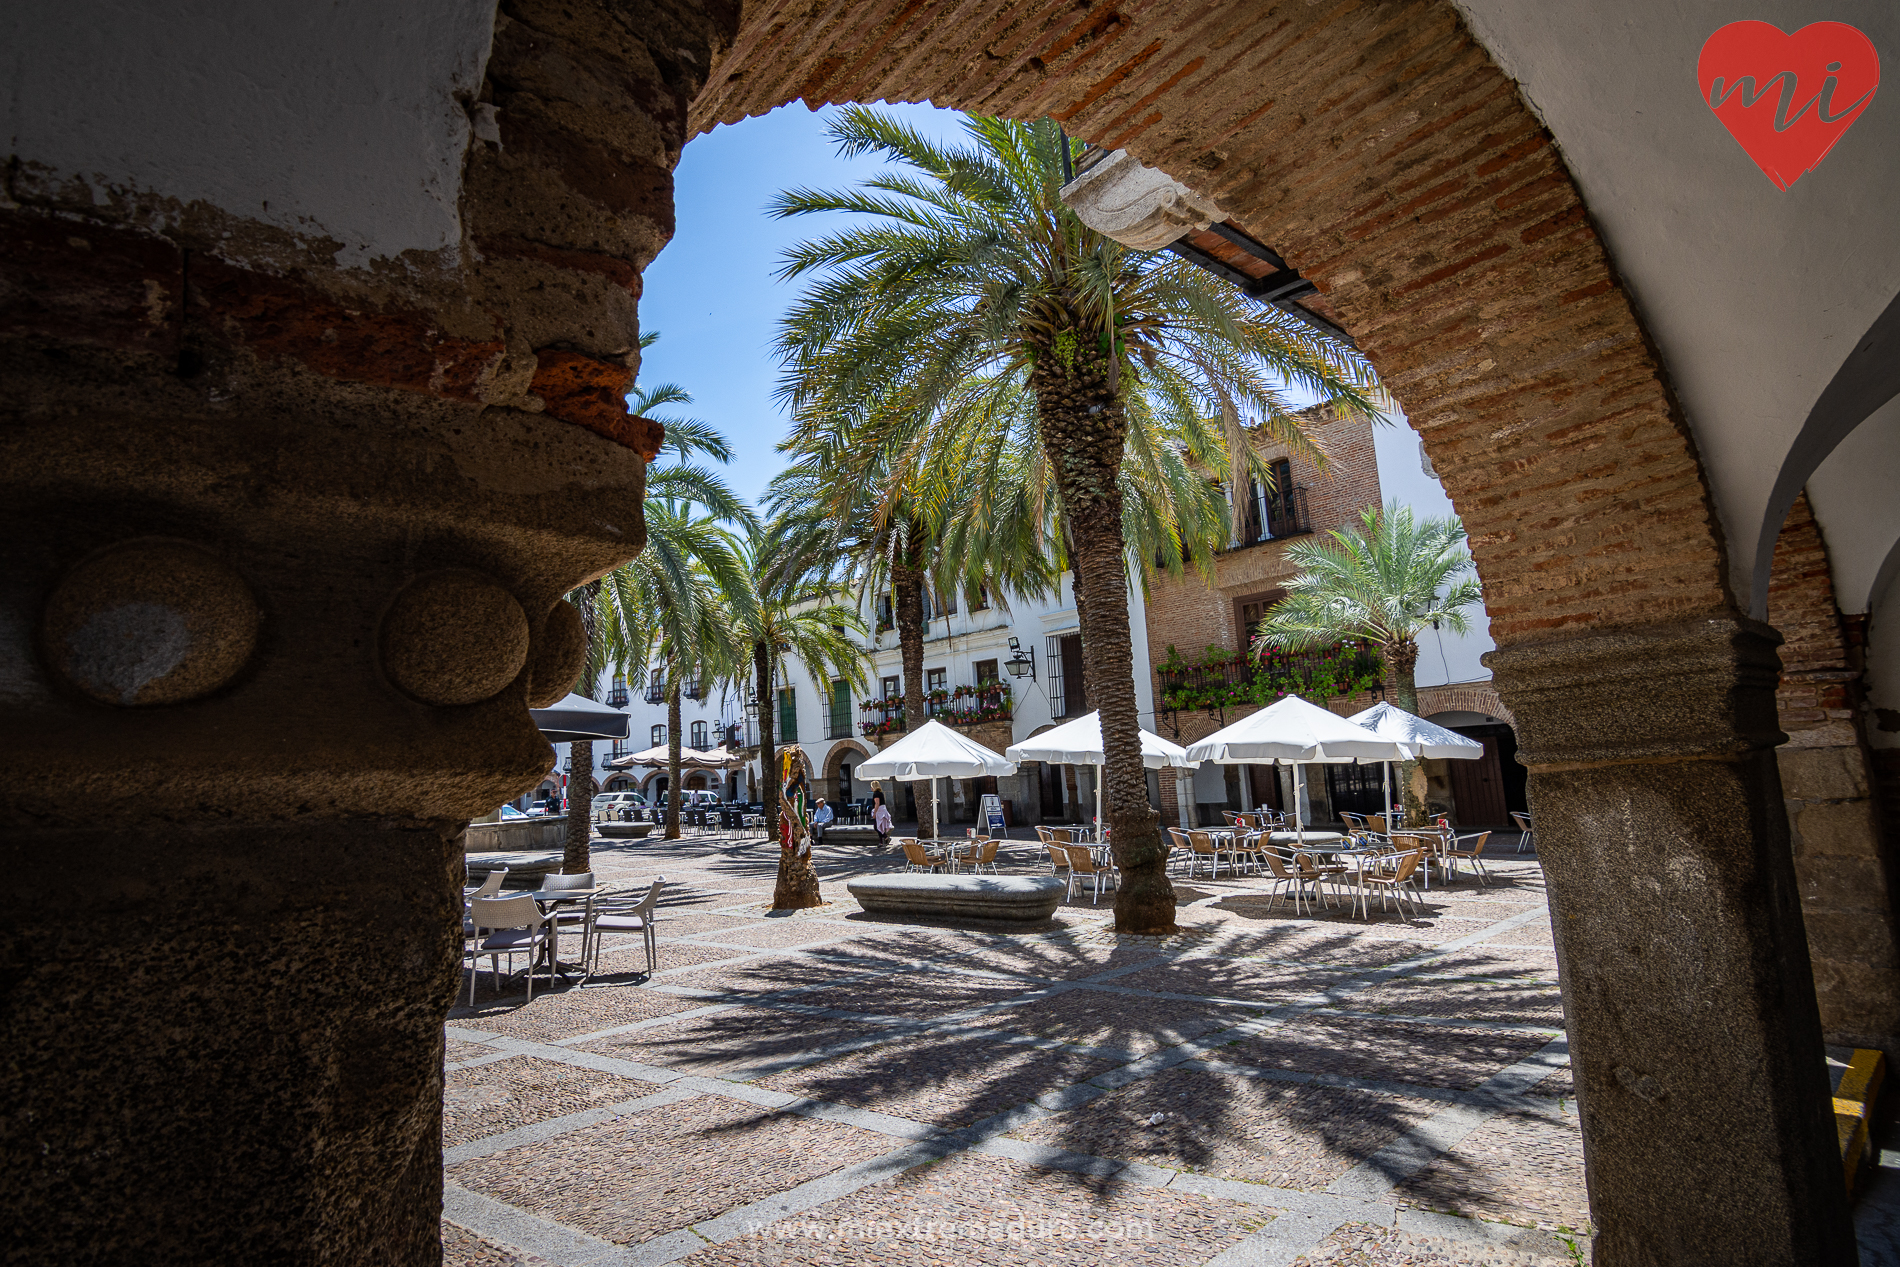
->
[[1006, 710, 1197, 830], [1185, 695, 1413, 836], [1348, 701, 1483, 824], [857, 719, 1016, 839], [607, 745, 746, 771]]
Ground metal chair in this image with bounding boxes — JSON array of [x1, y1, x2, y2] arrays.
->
[[465, 894, 556, 1004], [588, 876, 667, 976], [540, 870, 596, 966], [1360, 849, 1426, 918], [1062, 844, 1117, 904], [1511, 811, 1534, 854], [1446, 832, 1493, 886]]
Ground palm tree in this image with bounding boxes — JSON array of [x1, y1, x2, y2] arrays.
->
[[602, 508, 752, 839], [1251, 503, 1483, 826], [736, 524, 871, 908], [564, 340, 755, 866], [770, 109, 1382, 931]]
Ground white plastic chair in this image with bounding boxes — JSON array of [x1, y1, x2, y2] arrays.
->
[[465, 894, 555, 1004], [588, 876, 666, 976]]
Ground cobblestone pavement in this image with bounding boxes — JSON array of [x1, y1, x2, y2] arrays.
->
[[443, 830, 1588, 1265]]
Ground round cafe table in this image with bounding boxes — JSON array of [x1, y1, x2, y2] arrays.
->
[[1265, 830, 1348, 847]]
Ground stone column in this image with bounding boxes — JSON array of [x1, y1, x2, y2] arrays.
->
[[1491, 617, 1855, 1266]]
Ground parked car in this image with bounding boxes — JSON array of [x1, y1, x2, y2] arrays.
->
[[498, 804, 527, 820], [529, 798, 563, 816], [667, 789, 721, 811], [591, 791, 646, 823]]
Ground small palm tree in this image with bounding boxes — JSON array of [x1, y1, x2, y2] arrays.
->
[[1251, 503, 1483, 826], [564, 341, 756, 866], [770, 108, 1383, 931], [731, 525, 869, 909]]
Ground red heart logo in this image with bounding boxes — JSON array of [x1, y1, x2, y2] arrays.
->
[[1698, 21, 1880, 190]]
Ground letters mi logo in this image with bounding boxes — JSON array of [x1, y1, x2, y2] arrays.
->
[[1698, 21, 1880, 190]]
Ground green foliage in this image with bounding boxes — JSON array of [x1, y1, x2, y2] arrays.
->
[[1249, 502, 1483, 665], [1157, 643, 1382, 712], [769, 106, 1386, 592]]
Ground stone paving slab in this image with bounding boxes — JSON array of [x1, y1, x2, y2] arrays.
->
[[452, 982, 710, 1043], [601, 940, 761, 972], [691, 919, 864, 949], [950, 942, 1164, 981], [1213, 930, 1440, 969], [450, 1035, 504, 1065], [794, 973, 1034, 1020], [647, 912, 779, 937], [757, 1030, 1120, 1130], [1339, 980, 1566, 1028], [1385, 1098, 1588, 1234], [443, 1218, 560, 1266], [1112, 958, 1353, 1005], [1413, 949, 1559, 980], [444, 1056, 661, 1148], [1201, 1017, 1554, 1091], [987, 986, 1257, 1056], [576, 1006, 896, 1077], [660, 957, 869, 997], [1010, 1065, 1443, 1192], [1290, 1220, 1584, 1266], [679, 1150, 1278, 1266], [1480, 925, 1557, 949], [447, 1092, 896, 1248]]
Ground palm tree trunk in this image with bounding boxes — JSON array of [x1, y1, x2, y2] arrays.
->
[[665, 673, 683, 840], [1383, 639, 1428, 828], [756, 640, 778, 834], [893, 542, 932, 839], [563, 580, 601, 874], [1033, 333, 1174, 933], [762, 641, 822, 909]]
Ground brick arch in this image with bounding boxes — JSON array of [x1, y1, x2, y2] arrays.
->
[[821, 739, 870, 779], [690, 0, 1734, 650], [1417, 683, 1514, 726]]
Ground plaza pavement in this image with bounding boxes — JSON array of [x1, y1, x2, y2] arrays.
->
[[442, 829, 1588, 1266]]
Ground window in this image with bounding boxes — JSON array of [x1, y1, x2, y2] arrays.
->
[[937, 588, 957, 616], [778, 686, 798, 742], [876, 594, 893, 631], [828, 680, 851, 739], [882, 675, 901, 700], [974, 658, 999, 686], [650, 724, 666, 747], [925, 667, 946, 716], [645, 668, 666, 703], [1048, 634, 1085, 717], [970, 584, 990, 611], [690, 720, 708, 749], [1235, 589, 1287, 647]]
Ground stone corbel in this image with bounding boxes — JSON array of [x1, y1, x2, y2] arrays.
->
[[1058, 149, 1223, 251]]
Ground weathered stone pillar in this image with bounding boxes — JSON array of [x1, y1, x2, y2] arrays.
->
[[1491, 617, 1856, 1266], [0, 349, 634, 1263], [0, 0, 734, 1258]]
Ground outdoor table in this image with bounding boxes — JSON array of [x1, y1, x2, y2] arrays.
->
[[527, 886, 601, 980], [1290, 844, 1391, 919], [1266, 830, 1347, 847]]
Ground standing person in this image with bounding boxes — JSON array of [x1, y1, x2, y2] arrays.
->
[[871, 790, 893, 848], [810, 798, 833, 847]]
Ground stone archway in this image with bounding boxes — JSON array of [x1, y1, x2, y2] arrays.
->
[[821, 738, 870, 806], [679, 5, 1842, 1258], [0, 0, 1866, 1260]]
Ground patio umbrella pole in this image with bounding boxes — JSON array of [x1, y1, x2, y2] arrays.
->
[[1294, 763, 1304, 837]]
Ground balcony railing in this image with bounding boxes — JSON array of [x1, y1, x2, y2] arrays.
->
[[942, 682, 1013, 728], [681, 672, 706, 700], [644, 678, 666, 704], [606, 685, 630, 708], [859, 698, 908, 740], [1157, 639, 1382, 714], [1226, 484, 1313, 550]]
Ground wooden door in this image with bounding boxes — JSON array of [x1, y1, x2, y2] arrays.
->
[[1448, 735, 1510, 827]]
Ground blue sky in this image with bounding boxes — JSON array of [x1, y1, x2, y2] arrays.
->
[[636, 101, 972, 506]]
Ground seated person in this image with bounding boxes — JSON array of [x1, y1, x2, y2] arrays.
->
[[810, 797, 834, 845]]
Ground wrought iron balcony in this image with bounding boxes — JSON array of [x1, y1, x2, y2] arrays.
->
[[644, 679, 666, 704], [1226, 484, 1312, 550], [606, 685, 630, 708]]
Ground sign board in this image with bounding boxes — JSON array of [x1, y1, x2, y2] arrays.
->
[[981, 793, 1006, 836]]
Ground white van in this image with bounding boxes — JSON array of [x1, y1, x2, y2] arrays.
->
[[591, 791, 647, 823]]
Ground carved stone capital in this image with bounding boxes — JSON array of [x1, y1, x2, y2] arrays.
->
[[1487, 614, 1785, 769]]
